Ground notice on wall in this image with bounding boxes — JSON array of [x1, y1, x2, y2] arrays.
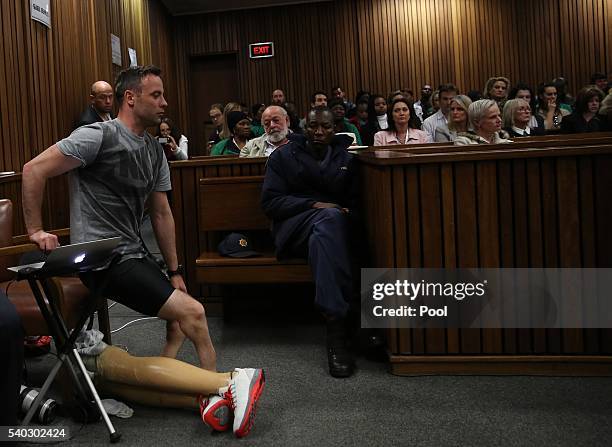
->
[[111, 34, 122, 66], [128, 48, 138, 67], [31, 0, 50, 28]]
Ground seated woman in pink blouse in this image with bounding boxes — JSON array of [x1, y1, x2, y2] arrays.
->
[[373, 98, 429, 146]]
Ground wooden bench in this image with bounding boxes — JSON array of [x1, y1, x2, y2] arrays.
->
[[195, 175, 311, 284]]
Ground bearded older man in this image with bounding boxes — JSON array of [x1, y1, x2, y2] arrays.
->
[[240, 105, 290, 157]]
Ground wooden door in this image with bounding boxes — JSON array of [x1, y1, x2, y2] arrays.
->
[[189, 53, 238, 156]]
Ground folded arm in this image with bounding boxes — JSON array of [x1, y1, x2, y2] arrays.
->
[[261, 155, 315, 221]]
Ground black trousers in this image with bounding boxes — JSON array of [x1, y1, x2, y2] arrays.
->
[[0, 292, 24, 425]]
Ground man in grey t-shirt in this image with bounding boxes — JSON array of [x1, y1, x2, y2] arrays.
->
[[22, 66, 217, 372]]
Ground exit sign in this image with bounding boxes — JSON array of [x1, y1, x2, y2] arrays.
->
[[249, 42, 274, 59]]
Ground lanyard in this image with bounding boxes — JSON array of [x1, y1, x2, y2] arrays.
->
[[397, 131, 410, 144]]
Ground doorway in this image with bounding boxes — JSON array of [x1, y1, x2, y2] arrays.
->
[[189, 53, 238, 155]]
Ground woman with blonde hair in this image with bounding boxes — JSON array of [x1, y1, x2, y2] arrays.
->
[[455, 99, 511, 145], [484, 76, 511, 108], [434, 95, 472, 142], [502, 98, 545, 137], [219, 102, 243, 139]]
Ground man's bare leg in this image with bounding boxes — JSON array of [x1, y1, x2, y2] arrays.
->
[[161, 320, 186, 358], [158, 290, 216, 371]]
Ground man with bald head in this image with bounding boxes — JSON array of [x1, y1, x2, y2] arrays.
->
[[75, 80, 114, 129], [240, 105, 290, 157]]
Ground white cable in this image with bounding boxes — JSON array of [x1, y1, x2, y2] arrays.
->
[[110, 317, 159, 334]]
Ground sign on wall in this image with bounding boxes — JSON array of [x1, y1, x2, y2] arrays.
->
[[31, 0, 50, 28], [111, 34, 122, 66], [128, 48, 138, 67], [249, 42, 274, 59]]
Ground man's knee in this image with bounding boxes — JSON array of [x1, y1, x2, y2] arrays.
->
[[159, 290, 206, 324], [310, 208, 349, 244], [179, 294, 206, 321]]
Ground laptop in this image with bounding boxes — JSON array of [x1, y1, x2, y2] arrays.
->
[[8, 237, 121, 276]]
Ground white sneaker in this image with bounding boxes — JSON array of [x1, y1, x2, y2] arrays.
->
[[225, 368, 265, 438]]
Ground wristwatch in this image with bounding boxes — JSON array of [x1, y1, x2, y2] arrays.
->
[[167, 264, 184, 277]]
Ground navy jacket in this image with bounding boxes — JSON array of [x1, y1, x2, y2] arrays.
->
[[261, 134, 359, 256]]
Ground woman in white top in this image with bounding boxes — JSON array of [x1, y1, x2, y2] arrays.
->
[[362, 94, 388, 145], [434, 95, 472, 142], [156, 117, 188, 160], [455, 99, 512, 145]]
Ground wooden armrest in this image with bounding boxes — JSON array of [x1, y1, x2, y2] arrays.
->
[[199, 175, 264, 185], [0, 242, 40, 257], [11, 228, 70, 245], [0, 228, 70, 257]]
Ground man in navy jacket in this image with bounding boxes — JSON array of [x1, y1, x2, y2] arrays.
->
[[261, 107, 359, 378]]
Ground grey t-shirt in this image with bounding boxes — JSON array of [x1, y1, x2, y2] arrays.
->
[[57, 119, 171, 263]]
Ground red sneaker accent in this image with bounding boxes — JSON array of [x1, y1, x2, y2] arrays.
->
[[199, 395, 232, 432], [24, 335, 52, 348]]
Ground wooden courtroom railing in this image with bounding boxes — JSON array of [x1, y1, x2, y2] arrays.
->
[[170, 133, 612, 328], [357, 139, 612, 375]]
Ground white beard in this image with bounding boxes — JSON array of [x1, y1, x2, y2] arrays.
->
[[267, 128, 288, 143]]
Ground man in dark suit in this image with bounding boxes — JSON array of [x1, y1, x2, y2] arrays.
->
[[75, 80, 114, 129], [261, 107, 359, 378]]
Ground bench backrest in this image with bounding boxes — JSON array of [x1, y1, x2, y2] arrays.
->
[[199, 175, 268, 231]]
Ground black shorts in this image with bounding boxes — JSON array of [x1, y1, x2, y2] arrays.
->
[[80, 257, 175, 317]]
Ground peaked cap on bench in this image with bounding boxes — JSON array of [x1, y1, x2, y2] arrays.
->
[[218, 233, 261, 258]]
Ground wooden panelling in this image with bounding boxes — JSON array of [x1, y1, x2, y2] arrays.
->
[[2, 0, 610, 170], [0, 0, 175, 173], [171, 0, 611, 144], [0, 174, 69, 236], [358, 142, 612, 359]]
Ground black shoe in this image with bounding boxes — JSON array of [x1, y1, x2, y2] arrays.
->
[[326, 319, 354, 378], [327, 345, 354, 378]]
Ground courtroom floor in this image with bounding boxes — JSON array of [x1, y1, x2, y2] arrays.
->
[[21, 218, 612, 445], [23, 300, 612, 447]]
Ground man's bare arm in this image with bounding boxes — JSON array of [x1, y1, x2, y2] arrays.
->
[[22, 145, 82, 250], [148, 191, 186, 292]]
